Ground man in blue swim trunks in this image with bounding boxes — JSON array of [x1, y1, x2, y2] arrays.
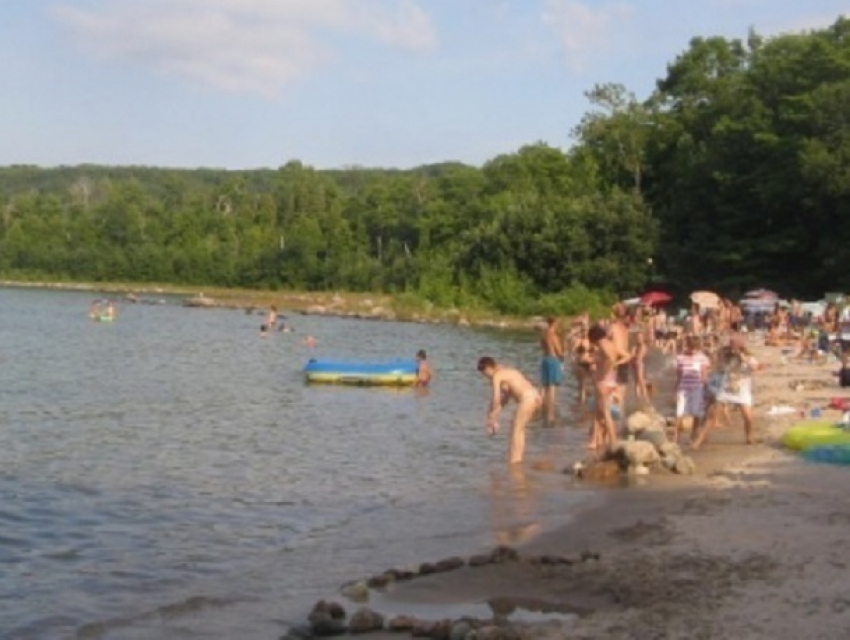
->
[[540, 317, 565, 425]]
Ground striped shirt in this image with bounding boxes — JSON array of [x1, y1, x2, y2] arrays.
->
[[676, 352, 709, 390]]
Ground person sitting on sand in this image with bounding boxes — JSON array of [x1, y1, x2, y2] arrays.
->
[[416, 349, 432, 387], [692, 343, 759, 449], [477, 356, 541, 465]]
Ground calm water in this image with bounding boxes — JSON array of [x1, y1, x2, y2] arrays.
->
[[0, 288, 594, 640]]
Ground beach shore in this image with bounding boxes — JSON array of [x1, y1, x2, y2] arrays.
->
[[0, 280, 541, 330], [292, 341, 850, 640]]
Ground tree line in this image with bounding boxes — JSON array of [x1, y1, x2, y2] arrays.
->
[[2, 18, 849, 314]]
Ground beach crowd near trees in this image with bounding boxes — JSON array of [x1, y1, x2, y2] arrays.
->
[[1, 19, 849, 313]]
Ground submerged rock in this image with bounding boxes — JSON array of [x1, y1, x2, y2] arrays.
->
[[411, 619, 452, 639], [433, 556, 465, 573], [488, 545, 519, 564], [348, 607, 385, 634], [467, 553, 493, 567], [367, 574, 392, 589], [340, 580, 369, 602], [473, 625, 521, 640], [280, 624, 313, 640], [308, 600, 347, 637], [449, 621, 473, 640], [387, 615, 417, 632]]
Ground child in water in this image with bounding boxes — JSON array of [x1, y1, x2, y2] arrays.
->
[[416, 350, 432, 387]]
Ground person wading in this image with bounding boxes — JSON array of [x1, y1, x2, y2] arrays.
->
[[540, 317, 565, 425]]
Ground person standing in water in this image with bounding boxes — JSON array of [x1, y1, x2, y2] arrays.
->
[[415, 350, 432, 387], [632, 331, 649, 404], [588, 324, 631, 450], [540, 317, 564, 425], [104, 300, 117, 320], [477, 357, 541, 465], [89, 300, 101, 320], [609, 303, 632, 408]]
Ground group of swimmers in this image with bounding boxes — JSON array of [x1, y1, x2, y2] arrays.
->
[[258, 305, 319, 348], [89, 300, 117, 321]]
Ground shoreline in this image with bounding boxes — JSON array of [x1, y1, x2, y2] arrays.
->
[[286, 340, 850, 639], [0, 279, 544, 331]]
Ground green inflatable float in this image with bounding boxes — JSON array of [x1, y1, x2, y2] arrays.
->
[[782, 420, 850, 451]]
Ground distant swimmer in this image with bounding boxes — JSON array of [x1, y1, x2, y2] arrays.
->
[[103, 300, 117, 321], [477, 356, 541, 465], [415, 349, 432, 387], [260, 305, 278, 335], [304, 335, 316, 349], [89, 300, 101, 320]]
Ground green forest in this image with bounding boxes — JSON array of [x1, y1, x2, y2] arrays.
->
[[2, 19, 849, 315]]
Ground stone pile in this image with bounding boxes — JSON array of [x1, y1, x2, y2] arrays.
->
[[572, 408, 697, 478]]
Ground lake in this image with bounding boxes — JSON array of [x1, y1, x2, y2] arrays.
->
[[0, 287, 594, 639]]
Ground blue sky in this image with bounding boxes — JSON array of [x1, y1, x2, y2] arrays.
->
[[1, 0, 847, 170]]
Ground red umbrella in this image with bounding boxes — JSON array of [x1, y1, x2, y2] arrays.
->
[[640, 291, 672, 306]]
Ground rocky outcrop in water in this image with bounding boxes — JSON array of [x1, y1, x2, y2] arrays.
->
[[347, 607, 384, 634], [285, 547, 605, 639]]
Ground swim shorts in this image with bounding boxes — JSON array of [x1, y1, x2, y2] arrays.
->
[[616, 363, 630, 385], [540, 356, 564, 386], [676, 387, 706, 418]]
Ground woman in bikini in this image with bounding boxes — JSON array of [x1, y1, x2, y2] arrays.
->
[[632, 331, 649, 404], [571, 327, 594, 406], [588, 324, 631, 450]]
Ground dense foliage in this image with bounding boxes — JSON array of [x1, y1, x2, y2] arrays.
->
[[2, 18, 849, 311], [579, 17, 850, 297]]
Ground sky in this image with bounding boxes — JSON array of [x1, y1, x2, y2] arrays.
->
[[1, 0, 848, 170]]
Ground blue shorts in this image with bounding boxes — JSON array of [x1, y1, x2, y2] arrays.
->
[[541, 356, 564, 386]]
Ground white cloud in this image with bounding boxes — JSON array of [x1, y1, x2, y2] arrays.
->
[[542, 0, 633, 72], [52, 0, 437, 97]]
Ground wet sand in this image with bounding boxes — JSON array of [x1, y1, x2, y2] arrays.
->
[[319, 341, 850, 640]]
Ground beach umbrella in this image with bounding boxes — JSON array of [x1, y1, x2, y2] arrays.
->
[[690, 290, 720, 309], [740, 298, 775, 313], [801, 301, 826, 316], [640, 291, 672, 307], [744, 288, 778, 300]]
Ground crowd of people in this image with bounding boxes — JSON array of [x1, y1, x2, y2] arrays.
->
[[478, 296, 850, 466]]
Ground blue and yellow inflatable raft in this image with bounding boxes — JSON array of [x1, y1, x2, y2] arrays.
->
[[303, 359, 418, 386]]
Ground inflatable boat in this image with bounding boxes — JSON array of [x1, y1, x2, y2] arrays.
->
[[781, 420, 850, 450], [303, 359, 418, 386]]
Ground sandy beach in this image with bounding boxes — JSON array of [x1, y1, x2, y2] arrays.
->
[[292, 340, 850, 640]]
